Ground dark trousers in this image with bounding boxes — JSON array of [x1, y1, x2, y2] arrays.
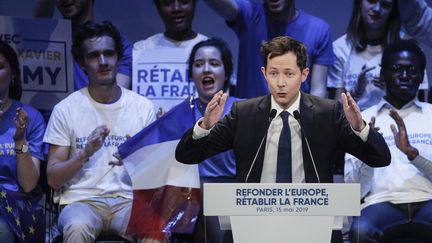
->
[[350, 200, 432, 243]]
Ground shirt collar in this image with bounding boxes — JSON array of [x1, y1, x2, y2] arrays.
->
[[270, 92, 301, 117], [377, 97, 423, 113]]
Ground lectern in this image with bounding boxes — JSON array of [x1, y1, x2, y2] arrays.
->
[[204, 183, 360, 243]]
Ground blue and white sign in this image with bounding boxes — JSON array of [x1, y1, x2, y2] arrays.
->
[[204, 183, 360, 216], [0, 16, 73, 110], [133, 48, 196, 115]]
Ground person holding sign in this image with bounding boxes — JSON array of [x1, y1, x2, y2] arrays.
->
[[345, 40, 432, 243], [43, 21, 155, 243], [176, 35, 390, 185], [133, 0, 207, 118], [0, 40, 46, 242]]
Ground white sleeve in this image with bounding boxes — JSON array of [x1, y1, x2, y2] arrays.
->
[[192, 118, 211, 139], [411, 154, 432, 182], [351, 122, 370, 142], [43, 105, 71, 146], [327, 37, 350, 88]]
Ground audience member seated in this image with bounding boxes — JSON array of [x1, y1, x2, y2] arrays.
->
[[33, 0, 133, 90], [328, 0, 428, 110], [203, 0, 333, 98], [43, 21, 155, 243], [0, 40, 46, 242], [345, 40, 432, 243], [133, 0, 207, 117]]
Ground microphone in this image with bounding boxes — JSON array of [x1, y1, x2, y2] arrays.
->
[[245, 109, 277, 182], [293, 110, 321, 183]]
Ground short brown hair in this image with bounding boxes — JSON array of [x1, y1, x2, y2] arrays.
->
[[260, 36, 307, 70]]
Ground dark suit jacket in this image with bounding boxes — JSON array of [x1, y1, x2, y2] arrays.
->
[[175, 93, 391, 183]]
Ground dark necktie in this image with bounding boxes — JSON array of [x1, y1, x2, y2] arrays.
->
[[276, 111, 292, 182]]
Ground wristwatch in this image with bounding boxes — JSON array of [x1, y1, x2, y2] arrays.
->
[[14, 143, 29, 154]]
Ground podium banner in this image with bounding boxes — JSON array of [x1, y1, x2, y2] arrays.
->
[[204, 183, 360, 216]]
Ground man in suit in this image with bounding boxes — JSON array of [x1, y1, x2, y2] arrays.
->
[[175, 36, 390, 183]]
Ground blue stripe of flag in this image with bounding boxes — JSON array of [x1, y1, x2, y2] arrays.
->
[[118, 98, 194, 159]]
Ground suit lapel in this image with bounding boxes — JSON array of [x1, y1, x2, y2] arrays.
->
[[299, 93, 317, 183], [251, 95, 272, 182], [300, 93, 314, 139]]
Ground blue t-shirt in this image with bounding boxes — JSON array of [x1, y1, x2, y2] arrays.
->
[[73, 35, 133, 90], [230, 0, 334, 98], [0, 101, 46, 242], [193, 97, 239, 178], [0, 100, 45, 192]]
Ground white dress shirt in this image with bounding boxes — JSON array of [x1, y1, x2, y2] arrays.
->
[[260, 94, 304, 182]]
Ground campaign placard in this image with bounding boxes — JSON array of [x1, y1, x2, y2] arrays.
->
[[133, 48, 196, 115], [0, 16, 73, 110]]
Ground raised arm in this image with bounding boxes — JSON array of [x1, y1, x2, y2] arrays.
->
[[389, 109, 432, 181], [341, 92, 365, 132], [176, 92, 232, 164], [398, 0, 432, 47], [14, 108, 41, 193], [203, 0, 239, 22], [200, 91, 228, 129]]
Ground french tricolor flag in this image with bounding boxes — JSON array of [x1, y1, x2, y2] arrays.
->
[[118, 99, 200, 239]]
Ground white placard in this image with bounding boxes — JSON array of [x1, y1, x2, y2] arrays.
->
[[204, 183, 360, 216], [133, 48, 196, 114], [0, 16, 73, 110]]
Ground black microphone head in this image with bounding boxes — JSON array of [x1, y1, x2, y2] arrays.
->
[[269, 109, 277, 120], [293, 110, 301, 121]]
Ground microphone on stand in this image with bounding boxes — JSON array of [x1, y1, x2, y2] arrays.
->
[[293, 110, 321, 183], [245, 109, 277, 182]]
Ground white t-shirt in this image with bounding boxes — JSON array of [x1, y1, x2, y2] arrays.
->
[[44, 87, 156, 205], [328, 34, 428, 110], [345, 99, 432, 208], [132, 33, 207, 114]]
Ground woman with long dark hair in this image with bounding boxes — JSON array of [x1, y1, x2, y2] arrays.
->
[[0, 40, 45, 242]]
